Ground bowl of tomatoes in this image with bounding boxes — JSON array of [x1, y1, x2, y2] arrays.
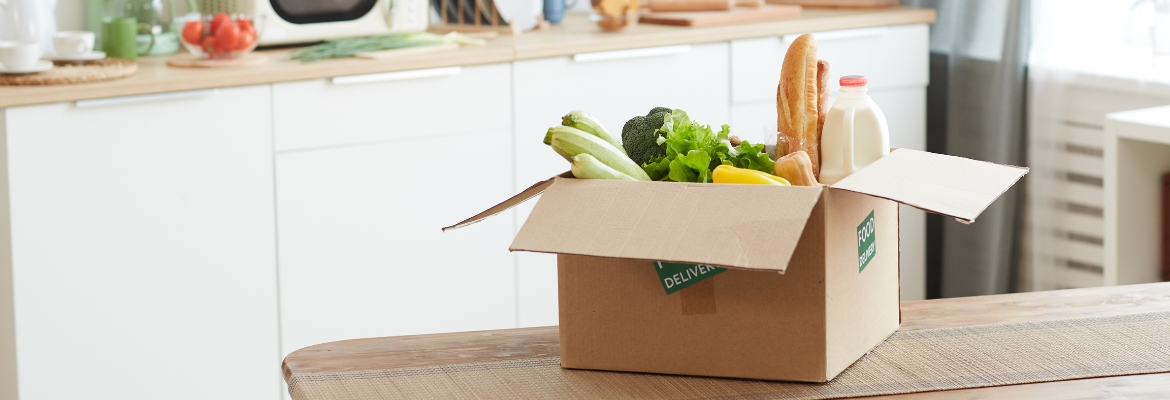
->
[[180, 12, 263, 59]]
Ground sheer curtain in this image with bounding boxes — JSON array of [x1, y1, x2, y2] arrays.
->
[[902, 0, 1030, 297], [1026, 0, 1170, 290], [903, 0, 1170, 295]]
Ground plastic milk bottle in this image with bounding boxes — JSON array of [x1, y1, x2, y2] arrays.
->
[[818, 75, 890, 185]]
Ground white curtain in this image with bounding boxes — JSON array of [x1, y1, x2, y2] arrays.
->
[[903, 0, 1029, 297], [935, 0, 1029, 297], [1026, 0, 1170, 290]]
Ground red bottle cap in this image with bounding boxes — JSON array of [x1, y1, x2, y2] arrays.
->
[[840, 75, 867, 87]]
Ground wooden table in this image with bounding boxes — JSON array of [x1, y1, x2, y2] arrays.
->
[[283, 282, 1170, 399]]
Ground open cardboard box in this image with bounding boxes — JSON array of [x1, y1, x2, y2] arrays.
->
[[445, 148, 1027, 382]]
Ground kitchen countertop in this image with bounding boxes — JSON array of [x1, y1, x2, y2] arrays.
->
[[0, 7, 934, 108]]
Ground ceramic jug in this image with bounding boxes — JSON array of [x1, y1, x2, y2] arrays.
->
[[106, 0, 180, 56], [0, 0, 58, 52], [818, 75, 891, 185]]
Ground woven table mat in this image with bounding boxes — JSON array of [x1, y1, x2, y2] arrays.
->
[[0, 58, 137, 86], [288, 311, 1170, 399]]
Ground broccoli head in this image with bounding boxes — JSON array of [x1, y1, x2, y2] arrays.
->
[[622, 107, 672, 165], [647, 107, 673, 115]]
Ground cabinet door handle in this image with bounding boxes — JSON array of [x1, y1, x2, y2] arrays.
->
[[331, 66, 462, 85], [782, 27, 889, 43], [75, 89, 219, 108], [573, 45, 692, 63]]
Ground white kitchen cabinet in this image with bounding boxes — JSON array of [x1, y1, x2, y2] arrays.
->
[[512, 42, 731, 327], [272, 63, 512, 152], [2, 86, 280, 399], [276, 68, 519, 362]]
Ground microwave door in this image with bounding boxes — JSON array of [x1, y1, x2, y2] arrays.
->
[[270, 0, 379, 23]]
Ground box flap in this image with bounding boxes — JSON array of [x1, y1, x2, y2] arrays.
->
[[829, 149, 1028, 224], [510, 178, 824, 272], [442, 172, 570, 231]]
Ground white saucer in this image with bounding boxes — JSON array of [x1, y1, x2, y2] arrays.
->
[[0, 60, 53, 74], [43, 51, 106, 62]]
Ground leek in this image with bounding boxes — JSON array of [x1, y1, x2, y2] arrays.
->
[[289, 32, 486, 62]]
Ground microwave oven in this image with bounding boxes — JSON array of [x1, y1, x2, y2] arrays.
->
[[257, 0, 429, 46]]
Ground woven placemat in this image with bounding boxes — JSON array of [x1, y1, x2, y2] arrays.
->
[[0, 58, 137, 86], [288, 311, 1170, 399]]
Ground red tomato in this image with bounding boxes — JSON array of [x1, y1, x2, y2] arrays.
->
[[235, 19, 256, 51], [209, 13, 230, 34], [235, 29, 255, 51], [200, 36, 215, 53], [238, 18, 254, 33], [181, 20, 203, 45], [213, 22, 240, 53]]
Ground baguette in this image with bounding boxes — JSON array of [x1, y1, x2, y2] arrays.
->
[[776, 34, 820, 177], [816, 59, 829, 140]]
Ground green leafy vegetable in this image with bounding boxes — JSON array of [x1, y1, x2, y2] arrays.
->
[[642, 110, 776, 183], [289, 32, 485, 62]]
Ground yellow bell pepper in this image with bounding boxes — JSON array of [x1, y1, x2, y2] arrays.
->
[[712, 164, 791, 185]]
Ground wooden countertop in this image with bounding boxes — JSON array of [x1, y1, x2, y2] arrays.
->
[[0, 7, 934, 108], [283, 282, 1170, 399]]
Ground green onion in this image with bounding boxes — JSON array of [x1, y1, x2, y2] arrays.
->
[[288, 32, 486, 62]]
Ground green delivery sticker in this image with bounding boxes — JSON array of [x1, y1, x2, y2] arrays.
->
[[857, 210, 876, 272], [654, 261, 727, 295]]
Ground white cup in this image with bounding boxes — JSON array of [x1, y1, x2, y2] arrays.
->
[[0, 41, 43, 70], [53, 31, 96, 57]]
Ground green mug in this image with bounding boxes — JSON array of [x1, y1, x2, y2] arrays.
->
[[102, 17, 139, 61], [134, 24, 157, 55]]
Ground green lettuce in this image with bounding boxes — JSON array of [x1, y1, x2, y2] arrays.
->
[[641, 110, 776, 183]]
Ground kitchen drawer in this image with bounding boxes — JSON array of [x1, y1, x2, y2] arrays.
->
[[512, 42, 730, 327], [730, 24, 928, 105], [273, 63, 512, 152]]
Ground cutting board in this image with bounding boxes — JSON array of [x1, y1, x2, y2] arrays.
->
[[766, 0, 896, 8], [639, 4, 801, 27], [355, 43, 460, 60], [166, 54, 270, 68]]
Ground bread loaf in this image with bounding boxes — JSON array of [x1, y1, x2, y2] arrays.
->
[[774, 150, 818, 186], [816, 59, 829, 139], [776, 34, 820, 177]]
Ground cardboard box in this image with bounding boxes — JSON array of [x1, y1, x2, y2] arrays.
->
[[446, 149, 1026, 382]]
